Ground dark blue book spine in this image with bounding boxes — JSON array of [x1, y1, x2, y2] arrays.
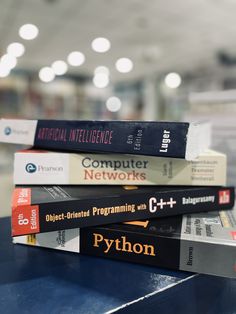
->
[[33, 120, 189, 158]]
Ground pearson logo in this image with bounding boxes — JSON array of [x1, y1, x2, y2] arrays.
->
[[24, 163, 63, 174], [25, 163, 37, 173], [4, 127, 11, 135], [3, 126, 29, 136]]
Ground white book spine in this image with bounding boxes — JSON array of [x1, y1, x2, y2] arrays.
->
[[13, 229, 80, 253], [0, 119, 37, 145], [14, 150, 227, 186]]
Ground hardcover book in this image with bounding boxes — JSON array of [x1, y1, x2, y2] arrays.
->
[[13, 207, 236, 278], [11, 185, 235, 236], [14, 149, 226, 186], [0, 119, 211, 160]]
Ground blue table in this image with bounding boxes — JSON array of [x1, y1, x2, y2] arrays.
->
[[0, 217, 236, 314]]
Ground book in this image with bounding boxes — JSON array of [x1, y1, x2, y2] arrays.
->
[[11, 185, 235, 236], [13, 207, 236, 278], [0, 119, 211, 160], [184, 112, 236, 186], [13, 149, 227, 186]]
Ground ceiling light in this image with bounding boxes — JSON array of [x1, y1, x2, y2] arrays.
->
[[94, 66, 110, 76], [106, 97, 122, 112], [0, 64, 11, 78], [7, 42, 25, 57], [19, 24, 39, 40], [93, 73, 109, 88], [91, 37, 111, 53], [1, 54, 17, 69], [165, 72, 182, 88], [115, 58, 133, 73], [67, 51, 85, 66], [39, 67, 55, 83], [51, 60, 68, 75]]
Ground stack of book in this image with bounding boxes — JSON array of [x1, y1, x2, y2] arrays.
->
[[0, 118, 235, 278]]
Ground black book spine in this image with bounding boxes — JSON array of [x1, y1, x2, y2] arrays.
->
[[34, 120, 189, 158], [11, 187, 235, 236], [80, 222, 182, 271]]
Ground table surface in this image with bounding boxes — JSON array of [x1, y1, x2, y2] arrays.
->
[[1, 217, 236, 314]]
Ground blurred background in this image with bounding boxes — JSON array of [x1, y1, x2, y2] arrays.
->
[[0, 0, 236, 216]]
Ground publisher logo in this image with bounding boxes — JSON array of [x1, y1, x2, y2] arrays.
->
[[4, 126, 29, 136], [4, 127, 11, 135], [25, 163, 37, 173], [219, 190, 230, 204], [25, 163, 63, 174]]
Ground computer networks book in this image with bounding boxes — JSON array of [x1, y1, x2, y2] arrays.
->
[[14, 149, 226, 186], [11, 185, 234, 236], [0, 119, 211, 160], [13, 207, 236, 278]]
